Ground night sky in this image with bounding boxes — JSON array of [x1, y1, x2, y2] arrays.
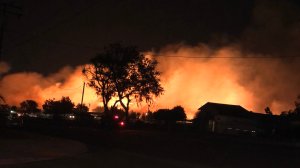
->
[[1, 0, 300, 115], [1, 0, 300, 74]]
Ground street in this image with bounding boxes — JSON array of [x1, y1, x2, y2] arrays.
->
[[2, 126, 300, 168]]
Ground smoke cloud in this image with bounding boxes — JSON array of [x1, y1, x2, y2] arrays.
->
[[0, 65, 99, 111], [1, 1, 300, 118], [152, 44, 300, 118], [1, 43, 300, 118]]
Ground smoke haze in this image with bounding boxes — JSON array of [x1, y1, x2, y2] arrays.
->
[[1, 44, 300, 118], [153, 44, 300, 117], [1, 1, 300, 118]]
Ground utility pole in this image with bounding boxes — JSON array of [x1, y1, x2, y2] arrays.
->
[[80, 82, 85, 112], [0, 2, 22, 61]]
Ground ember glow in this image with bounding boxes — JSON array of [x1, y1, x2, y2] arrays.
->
[[1, 44, 300, 119]]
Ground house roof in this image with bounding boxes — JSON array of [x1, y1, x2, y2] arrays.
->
[[198, 102, 263, 118]]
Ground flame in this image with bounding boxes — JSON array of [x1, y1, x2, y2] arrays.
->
[[1, 44, 300, 119]]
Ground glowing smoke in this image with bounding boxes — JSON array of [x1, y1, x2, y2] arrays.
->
[[0, 65, 98, 111], [1, 44, 300, 119], [152, 44, 300, 118]]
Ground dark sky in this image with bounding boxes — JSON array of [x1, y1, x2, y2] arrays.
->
[[1, 0, 299, 74]]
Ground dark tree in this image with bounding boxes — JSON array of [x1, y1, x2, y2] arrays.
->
[[84, 43, 163, 121], [20, 100, 40, 114], [153, 109, 170, 121], [265, 106, 273, 115], [110, 106, 125, 117], [42, 97, 74, 115], [294, 95, 300, 114], [74, 103, 89, 113], [83, 53, 115, 113], [170, 106, 187, 121], [281, 95, 300, 118], [153, 106, 186, 122], [0, 95, 5, 104], [0, 104, 9, 112]]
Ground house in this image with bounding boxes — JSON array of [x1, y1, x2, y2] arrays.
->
[[195, 102, 267, 136]]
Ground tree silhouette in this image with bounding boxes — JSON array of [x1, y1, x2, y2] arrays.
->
[[294, 95, 300, 114], [42, 97, 74, 117], [153, 106, 186, 122], [281, 95, 300, 118], [264, 106, 273, 115], [84, 43, 163, 120], [20, 100, 40, 114], [0, 103, 9, 112], [170, 106, 187, 121], [153, 109, 170, 121], [0, 95, 5, 104], [74, 103, 89, 113], [83, 53, 115, 113]]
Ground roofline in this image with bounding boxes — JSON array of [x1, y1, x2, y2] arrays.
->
[[198, 102, 245, 110]]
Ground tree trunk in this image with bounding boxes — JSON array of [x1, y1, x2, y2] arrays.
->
[[118, 96, 130, 123], [125, 96, 130, 123], [102, 94, 109, 114]]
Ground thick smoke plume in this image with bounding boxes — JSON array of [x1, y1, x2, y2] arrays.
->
[[152, 44, 300, 117], [1, 44, 299, 118], [1, 1, 300, 118], [0, 65, 99, 111]]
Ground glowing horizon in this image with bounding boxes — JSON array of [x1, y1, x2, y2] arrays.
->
[[1, 44, 299, 119]]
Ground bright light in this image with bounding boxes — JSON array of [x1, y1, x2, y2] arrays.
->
[[68, 114, 75, 120], [119, 121, 125, 126], [114, 115, 119, 119]]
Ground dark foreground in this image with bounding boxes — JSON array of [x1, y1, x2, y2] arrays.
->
[[2, 126, 300, 168]]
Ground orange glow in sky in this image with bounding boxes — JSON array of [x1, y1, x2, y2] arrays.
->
[[1, 44, 299, 119]]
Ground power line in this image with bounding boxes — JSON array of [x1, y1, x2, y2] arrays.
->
[[153, 55, 300, 59]]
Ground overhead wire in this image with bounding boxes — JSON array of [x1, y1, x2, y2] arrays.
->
[[151, 54, 300, 59]]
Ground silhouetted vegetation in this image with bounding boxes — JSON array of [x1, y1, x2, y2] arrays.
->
[[42, 97, 74, 119], [264, 106, 273, 115], [83, 43, 163, 121], [153, 106, 186, 122], [0, 95, 5, 104], [276, 95, 300, 138], [74, 104, 89, 113], [0, 103, 9, 111], [20, 100, 40, 114]]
